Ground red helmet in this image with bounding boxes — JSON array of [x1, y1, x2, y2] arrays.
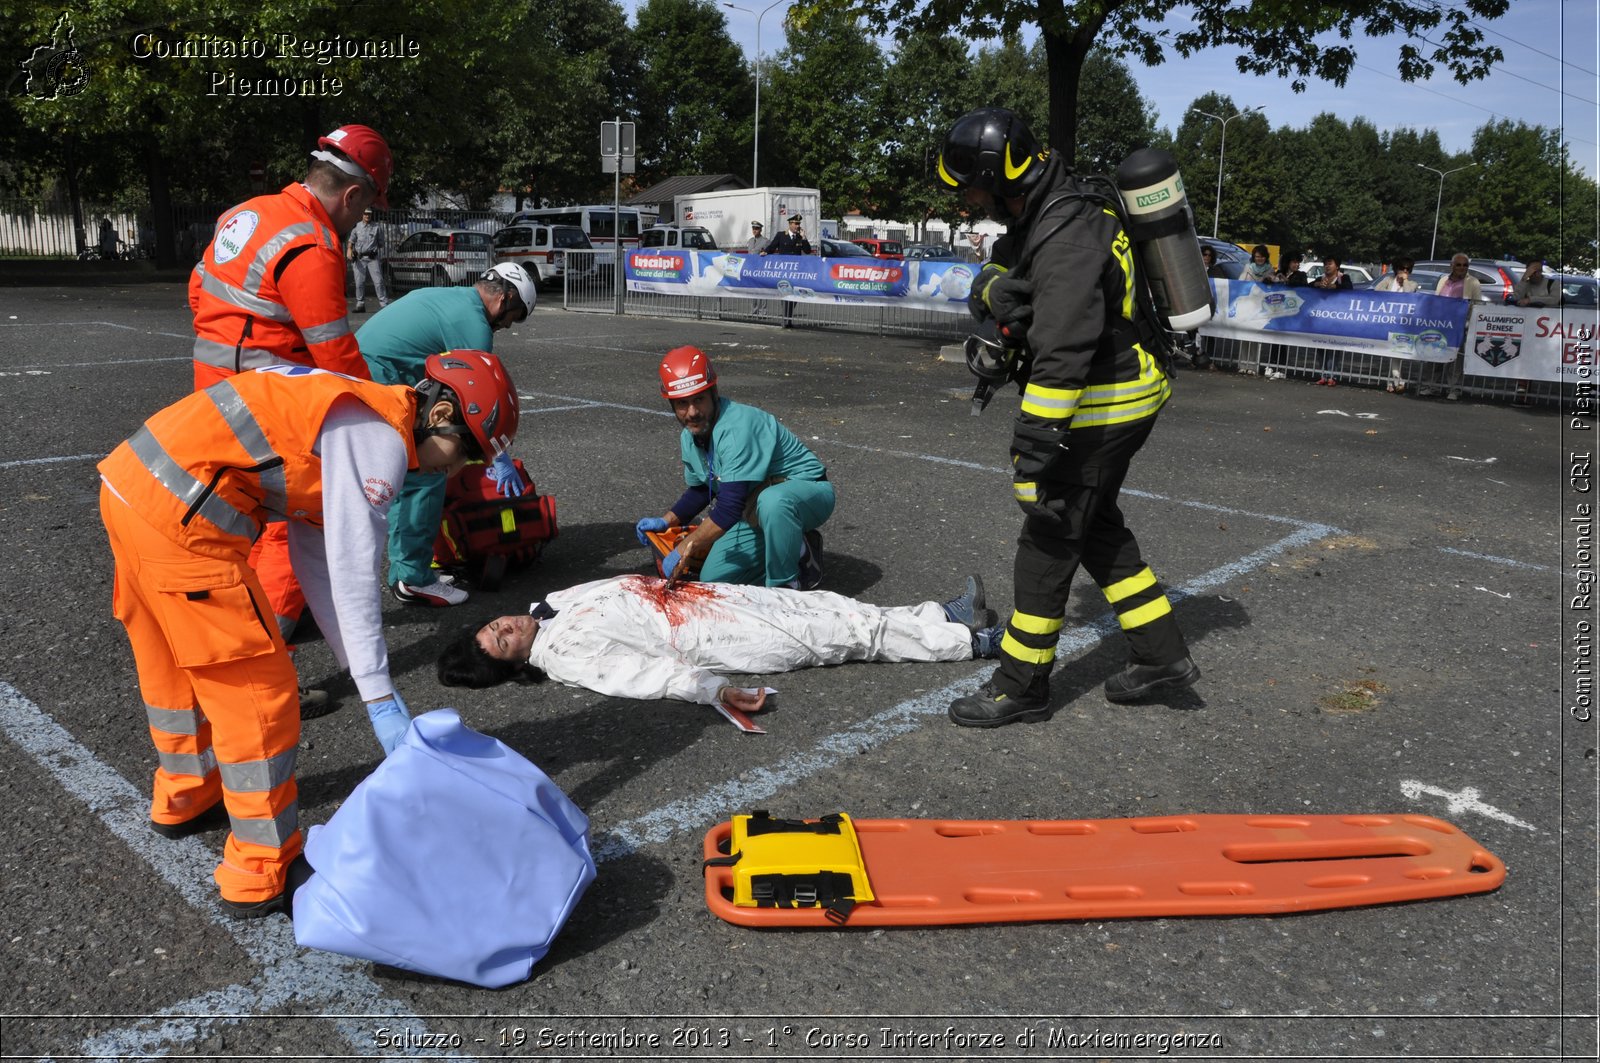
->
[[317, 124, 393, 207], [423, 351, 519, 459], [658, 345, 717, 399]]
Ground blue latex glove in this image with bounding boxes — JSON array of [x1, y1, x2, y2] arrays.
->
[[485, 452, 527, 498], [635, 516, 669, 547], [365, 693, 411, 756], [661, 547, 685, 580]]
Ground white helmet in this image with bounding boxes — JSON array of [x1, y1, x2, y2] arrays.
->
[[485, 261, 537, 315]]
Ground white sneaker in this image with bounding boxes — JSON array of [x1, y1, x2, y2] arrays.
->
[[392, 577, 469, 607]]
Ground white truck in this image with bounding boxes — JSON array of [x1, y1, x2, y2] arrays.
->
[[672, 187, 821, 252]]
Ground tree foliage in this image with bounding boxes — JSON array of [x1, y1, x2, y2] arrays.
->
[[633, 0, 753, 180], [796, 0, 1510, 169]]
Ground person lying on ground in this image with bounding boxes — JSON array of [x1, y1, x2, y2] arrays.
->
[[436, 574, 1003, 716]]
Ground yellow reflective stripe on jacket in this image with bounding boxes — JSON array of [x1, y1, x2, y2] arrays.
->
[[1013, 480, 1038, 503], [1020, 381, 1082, 420], [1067, 346, 1170, 429], [1108, 210, 1134, 321]]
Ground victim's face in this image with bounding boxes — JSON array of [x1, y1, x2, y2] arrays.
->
[[476, 613, 539, 662]]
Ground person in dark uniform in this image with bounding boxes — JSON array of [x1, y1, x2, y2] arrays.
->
[[760, 214, 814, 329], [934, 107, 1200, 728]]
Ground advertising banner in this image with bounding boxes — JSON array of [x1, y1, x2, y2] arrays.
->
[[1199, 281, 1471, 362], [624, 249, 976, 313], [1464, 304, 1597, 383]]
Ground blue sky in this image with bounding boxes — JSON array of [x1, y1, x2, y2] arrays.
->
[[707, 0, 1598, 176]]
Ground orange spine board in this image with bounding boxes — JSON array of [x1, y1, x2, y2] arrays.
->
[[702, 813, 1505, 928]]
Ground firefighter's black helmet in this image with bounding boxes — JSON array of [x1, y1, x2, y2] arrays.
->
[[935, 107, 1048, 199]]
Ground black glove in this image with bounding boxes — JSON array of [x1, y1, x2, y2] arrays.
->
[[968, 263, 1005, 323], [986, 273, 1034, 344], [970, 265, 1034, 344], [1010, 420, 1070, 522]]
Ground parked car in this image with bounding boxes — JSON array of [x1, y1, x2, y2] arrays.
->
[[818, 237, 876, 258], [1554, 272, 1599, 307], [640, 225, 718, 251], [1414, 259, 1522, 303], [492, 223, 593, 288], [386, 228, 494, 290], [904, 243, 956, 260], [851, 237, 905, 258], [1197, 237, 1250, 270]]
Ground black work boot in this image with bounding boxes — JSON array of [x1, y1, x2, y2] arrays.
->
[[1103, 656, 1201, 704], [949, 674, 1052, 728]]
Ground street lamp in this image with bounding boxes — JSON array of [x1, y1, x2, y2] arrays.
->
[[1415, 162, 1475, 260], [1189, 106, 1260, 240], [722, 0, 793, 187]]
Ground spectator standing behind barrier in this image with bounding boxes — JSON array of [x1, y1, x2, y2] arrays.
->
[[933, 106, 1198, 728], [1510, 256, 1559, 405], [1513, 258, 1560, 307], [187, 123, 392, 713], [636, 346, 833, 589], [746, 221, 770, 316], [1193, 246, 1231, 371], [963, 231, 991, 264], [1239, 245, 1274, 282], [1419, 253, 1482, 400], [1374, 257, 1419, 394], [1276, 253, 1308, 287], [357, 262, 537, 608], [761, 215, 813, 329], [1309, 257, 1353, 386], [348, 208, 388, 313]]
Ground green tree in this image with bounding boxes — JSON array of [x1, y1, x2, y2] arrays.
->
[[1441, 120, 1594, 270], [795, 0, 1509, 171], [1073, 48, 1157, 175], [633, 0, 754, 180], [878, 32, 973, 236], [761, 7, 888, 217]]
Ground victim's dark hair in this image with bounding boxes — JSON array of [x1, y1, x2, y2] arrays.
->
[[437, 627, 546, 688]]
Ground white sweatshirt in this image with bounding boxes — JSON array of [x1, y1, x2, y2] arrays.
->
[[289, 396, 408, 701], [528, 575, 976, 706]]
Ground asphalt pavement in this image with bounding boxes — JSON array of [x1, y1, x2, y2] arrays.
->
[[0, 282, 1594, 1060]]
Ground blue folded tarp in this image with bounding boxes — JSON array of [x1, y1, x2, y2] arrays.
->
[[293, 709, 596, 987]]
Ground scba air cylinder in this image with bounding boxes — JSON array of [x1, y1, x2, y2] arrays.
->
[[1114, 149, 1213, 332]]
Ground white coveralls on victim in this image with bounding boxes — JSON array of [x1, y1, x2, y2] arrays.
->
[[527, 576, 976, 707]]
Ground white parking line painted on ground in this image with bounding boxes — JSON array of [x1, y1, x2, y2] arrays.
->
[[1437, 546, 1556, 573], [592, 518, 1339, 864], [0, 682, 479, 1061], [1399, 780, 1537, 831], [0, 453, 102, 470]]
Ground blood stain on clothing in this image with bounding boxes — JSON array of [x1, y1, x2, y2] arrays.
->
[[622, 574, 720, 627]]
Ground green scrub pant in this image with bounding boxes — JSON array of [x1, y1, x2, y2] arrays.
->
[[698, 478, 835, 587], [384, 470, 448, 588]]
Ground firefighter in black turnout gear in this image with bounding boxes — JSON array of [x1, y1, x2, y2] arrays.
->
[[937, 107, 1200, 728]]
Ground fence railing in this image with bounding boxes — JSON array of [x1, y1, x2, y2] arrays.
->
[[558, 250, 1578, 408]]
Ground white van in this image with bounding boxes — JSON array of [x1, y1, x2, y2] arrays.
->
[[491, 223, 593, 287], [639, 225, 718, 251]]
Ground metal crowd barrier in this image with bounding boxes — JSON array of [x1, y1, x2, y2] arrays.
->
[[558, 250, 1578, 408], [1197, 335, 1569, 406]]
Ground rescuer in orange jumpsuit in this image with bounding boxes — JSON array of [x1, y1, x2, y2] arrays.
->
[[188, 125, 394, 696], [99, 352, 521, 918]]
